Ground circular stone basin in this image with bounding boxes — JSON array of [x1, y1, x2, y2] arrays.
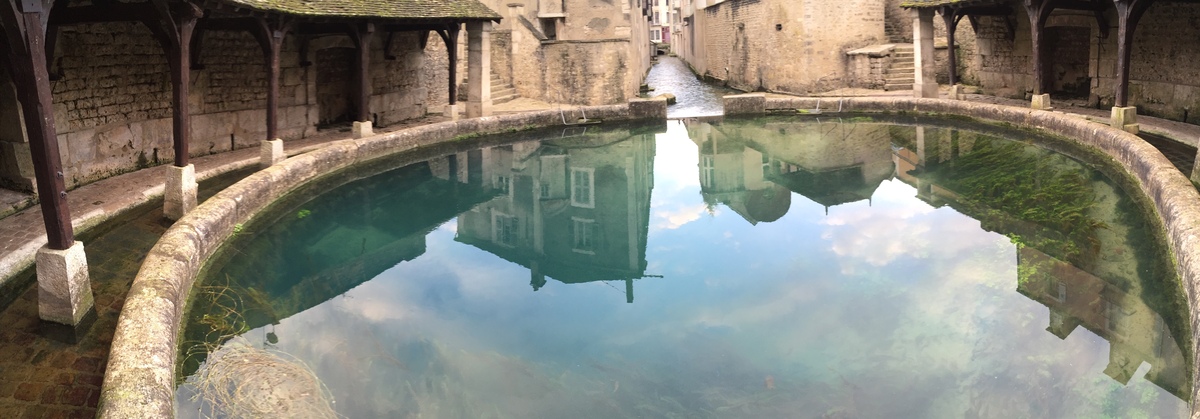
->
[[175, 116, 1191, 418]]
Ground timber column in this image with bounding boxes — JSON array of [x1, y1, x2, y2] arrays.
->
[[467, 21, 492, 118], [351, 23, 375, 138], [1, 0, 94, 325], [912, 9, 937, 99], [151, 0, 203, 221]]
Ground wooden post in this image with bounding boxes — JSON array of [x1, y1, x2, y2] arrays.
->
[[437, 25, 460, 106], [350, 23, 375, 123], [0, 0, 74, 250], [147, 0, 203, 167], [941, 7, 960, 86], [1114, 0, 1153, 107], [1024, 0, 1054, 95], [254, 17, 292, 142]]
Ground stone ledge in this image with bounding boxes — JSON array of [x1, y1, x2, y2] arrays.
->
[[98, 102, 660, 418], [764, 96, 1200, 415]]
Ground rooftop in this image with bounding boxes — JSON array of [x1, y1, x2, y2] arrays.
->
[[217, 0, 502, 20]]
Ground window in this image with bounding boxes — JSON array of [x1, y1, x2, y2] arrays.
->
[[492, 213, 518, 246], [572, 218, 596, 254], [571, 168, 594, 208], [652, 29, 661, 41]]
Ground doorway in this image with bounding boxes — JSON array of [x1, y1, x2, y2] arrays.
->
[[315, 47, 357, 126], [1046, 26, 1091, 98]]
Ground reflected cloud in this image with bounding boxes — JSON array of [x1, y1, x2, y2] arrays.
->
[[652, 203, 710, 231]]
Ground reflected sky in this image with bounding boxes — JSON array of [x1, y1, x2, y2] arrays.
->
[[178, 119, 1190, 419]]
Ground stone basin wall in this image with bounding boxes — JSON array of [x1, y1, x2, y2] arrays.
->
[[731, 93, 1200, 416], [97, 99, 667, 418]]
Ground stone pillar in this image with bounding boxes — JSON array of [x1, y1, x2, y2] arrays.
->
[[164, 164, 197, 221], [467, 21, 493, 118], [508, 4, 523, 59], [912, 9, 938, 99], [947, 84, 962, 100], [260, 139, 284, 168], [1111, 106, 1139, 134], [37, 242, 93, 326]]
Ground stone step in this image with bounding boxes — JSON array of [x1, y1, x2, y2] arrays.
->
[[886, 79, 915, 85], [884, 83, 913, 91], [493, 93, 518, 104], [887, 65, 914, 71], [893, 53, 914, 59], [492, 87, 516, 98]]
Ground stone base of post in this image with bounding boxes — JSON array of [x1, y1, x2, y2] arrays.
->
[[164, 164, 197, 221], [1111, 106, 1140, 134], [1031, 94, 1053, 111], [37, 242, 94, 326], [947, 84, 963, 100], [914, 82, 937, 99], [352, 121, 374, 139], [467, 101, 492, 119], [444, 104, 460, 121], [1191, 148, 1200, 185], [260, 139, 285, 169]]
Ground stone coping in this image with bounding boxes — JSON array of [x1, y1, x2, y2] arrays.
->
[[758, 95, 1200, 415], [97, 100, 665, 418]]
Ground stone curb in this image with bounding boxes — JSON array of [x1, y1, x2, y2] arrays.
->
[[764, 96, 1200, 416], [97, 102, 663, 418]]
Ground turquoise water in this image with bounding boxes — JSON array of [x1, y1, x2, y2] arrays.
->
[[176, 117, 1191, 418]]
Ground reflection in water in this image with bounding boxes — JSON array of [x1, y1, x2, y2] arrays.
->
[[177, 118, 1191, 418], [453, 129, 655, 302]]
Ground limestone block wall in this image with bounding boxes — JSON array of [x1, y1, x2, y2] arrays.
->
[[688, 0, 885, 94], [0, 22, 431, 190], [534, 40, 641, 105], [1092, 3, 1200, 123]]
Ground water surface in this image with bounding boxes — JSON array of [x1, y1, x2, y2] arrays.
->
[[177, 117, 1190, 418]]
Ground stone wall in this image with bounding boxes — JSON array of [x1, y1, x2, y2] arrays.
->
[[477, 0, 652, 105], [685, 0, 885, 94], [0, 22, 432, 191]]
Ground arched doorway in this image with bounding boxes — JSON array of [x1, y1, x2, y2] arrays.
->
[[315, 47, 357, 126]]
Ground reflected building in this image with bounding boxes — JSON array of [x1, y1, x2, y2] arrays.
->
[[893, 125, 1190, 400], [454, 129, 656, 303], [686, 118, 895, 224]]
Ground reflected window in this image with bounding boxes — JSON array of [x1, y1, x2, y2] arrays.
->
[[571, 168, 594, 208], [1049, 311, 1064, 329], [540, 182, 550, 199], [495, 175, 511, 194], [761, 154, 771, 177], [701, 155, 715, 188], [573, 217, 596, 254], [492, 213, 518, 246], [1056, 281, 1067, 302]]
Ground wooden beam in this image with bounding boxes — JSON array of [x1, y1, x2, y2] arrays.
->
[[1025, 0, 1056, 95], [2, 0, 74, 249], [1114, 0, 1155, 107], [148, 0, 204, 167], [941, 6, 960, 86], [383, 31, 396, 60], [437, 25, 460, 106], [253, 16, 293, 142], [349, 23, 375, 122], [48, 3, 158, 25]]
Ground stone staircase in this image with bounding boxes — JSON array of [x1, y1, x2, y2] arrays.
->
[[884, 20, 908, 43], [491, 73, 517, 105], [884, 44, 914, 91]]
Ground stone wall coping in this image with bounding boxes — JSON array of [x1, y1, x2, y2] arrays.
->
[[763, 96, 1200, 416], [846, 44, 898, 57], [97, 102, 662, 418]]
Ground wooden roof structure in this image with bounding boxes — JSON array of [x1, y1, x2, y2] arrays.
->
[[211, 0, 501, 21]]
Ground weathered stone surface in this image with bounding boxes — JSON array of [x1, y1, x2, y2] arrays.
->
[[163, 164, 196, 221], [629, 97, 668, 119], [35, 242, 93, 326], [1031, 94, 1053, 111], [723, 93, 766, 115], [260, 139, 285, 168], [352, 121, 374, 139], [1111, 106, 1140, 134]]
